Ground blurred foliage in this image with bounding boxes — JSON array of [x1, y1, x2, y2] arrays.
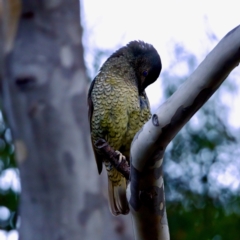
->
[[168, 195, 240, 240], [0, 115, 19, 231]]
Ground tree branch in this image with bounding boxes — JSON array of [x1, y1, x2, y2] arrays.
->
[[95, 139, 130, 180], [128, 25, 240, 240]]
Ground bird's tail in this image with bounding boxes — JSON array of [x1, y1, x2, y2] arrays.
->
[[105, 162, 129, 216]]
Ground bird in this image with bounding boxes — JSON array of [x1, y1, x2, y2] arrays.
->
[[88, 41, 162, 215]]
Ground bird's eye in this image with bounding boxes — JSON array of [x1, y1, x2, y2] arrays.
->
[[142, 70, 148, 77]]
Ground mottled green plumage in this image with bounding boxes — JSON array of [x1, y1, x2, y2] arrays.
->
[[88, 41, 161, 215]]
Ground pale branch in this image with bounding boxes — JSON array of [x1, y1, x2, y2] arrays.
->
[[95, 139, 130, 180], [128, 25, 240, 240]]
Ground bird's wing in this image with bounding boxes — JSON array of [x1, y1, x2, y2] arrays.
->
[[88, 78, 103, 174]]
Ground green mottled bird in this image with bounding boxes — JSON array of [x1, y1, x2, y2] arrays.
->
[[88, 41, 162, 215]]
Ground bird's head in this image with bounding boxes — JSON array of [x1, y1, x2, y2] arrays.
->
[[107, 41, 161, 94], [126, 41, 162, 94]]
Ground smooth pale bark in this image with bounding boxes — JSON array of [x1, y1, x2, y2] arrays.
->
[[128, 25, 240, 240], [1, 0, 133, 239]]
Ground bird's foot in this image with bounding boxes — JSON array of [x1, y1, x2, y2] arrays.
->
[[95, 138, 130, 180], [115, 150, 126, 164]]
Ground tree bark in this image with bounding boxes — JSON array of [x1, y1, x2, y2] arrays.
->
[[129, 25, 240, 240], [1, 0, 133, 239]]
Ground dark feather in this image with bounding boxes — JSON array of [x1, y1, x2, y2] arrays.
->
[[88, 78, 103, 174]]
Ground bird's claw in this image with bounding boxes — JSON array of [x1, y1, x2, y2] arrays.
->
[[115, 150, 126, 164]]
